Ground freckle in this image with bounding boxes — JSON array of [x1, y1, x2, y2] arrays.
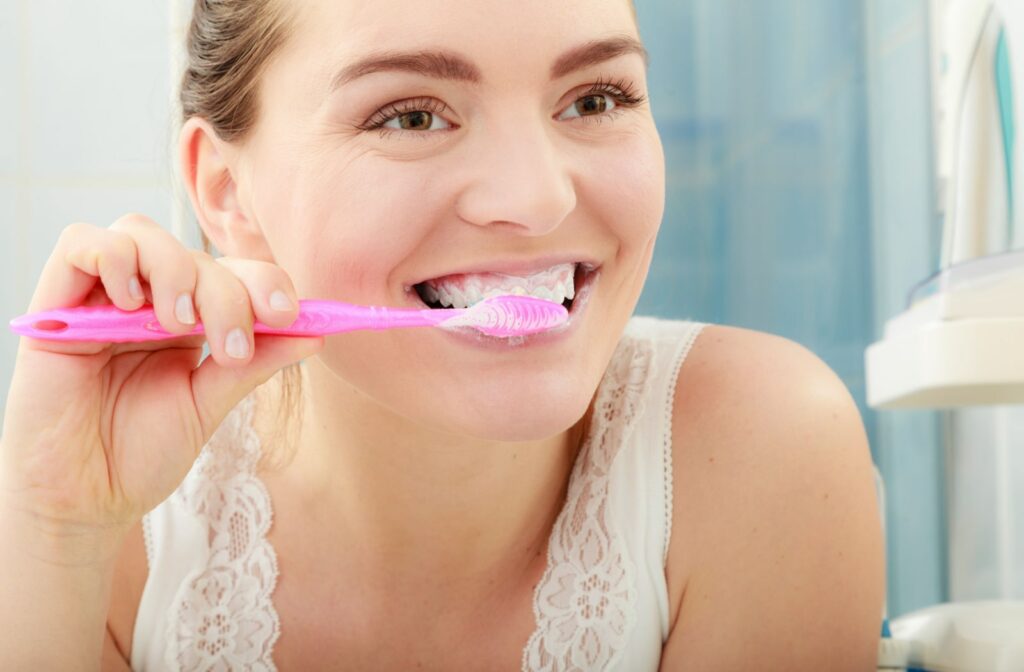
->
[[708, 456, 715, 464], [823, 493, 830, 500]]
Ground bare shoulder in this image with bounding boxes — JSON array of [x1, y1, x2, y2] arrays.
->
[[103, 520, 148, 669], [661, 324, 884, 670]]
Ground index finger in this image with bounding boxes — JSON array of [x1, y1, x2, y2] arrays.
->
[[25, 222, 119, 314]]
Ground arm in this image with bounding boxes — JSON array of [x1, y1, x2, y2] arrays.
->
[[660, 326, 885, 671], [102, 626, 133, 672], [0, 501, 124, 671], [0, 494, 145, 671]]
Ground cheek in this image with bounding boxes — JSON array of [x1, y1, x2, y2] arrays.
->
[[254, 155, 439, 301], [584, 127, 665, 249]]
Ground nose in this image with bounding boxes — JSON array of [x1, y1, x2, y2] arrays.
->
[[453, 119, 577, 236]]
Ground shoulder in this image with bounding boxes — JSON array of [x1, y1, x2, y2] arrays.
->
[[660, 324, 884, 670]]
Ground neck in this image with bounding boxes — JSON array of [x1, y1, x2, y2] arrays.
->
[[261, 358, 590, 601]]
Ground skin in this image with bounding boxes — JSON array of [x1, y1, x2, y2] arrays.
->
[[0, 0, 884, 667]]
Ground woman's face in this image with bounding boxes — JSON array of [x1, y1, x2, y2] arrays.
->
[[235, 0, 663, 441]]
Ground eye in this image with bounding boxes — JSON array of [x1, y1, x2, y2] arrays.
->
[[557, 78, 648, 122], [559, 93, 619, 121], [357, 97, 454, 137], [381, 109, 452, 132]]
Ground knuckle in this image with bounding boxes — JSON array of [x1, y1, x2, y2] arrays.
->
[[59, 221, 94, 244], [224, 279, 255, 317], [104, 230, 139, 264], [160, 240, 197, 274], [265, 263, 294, 286], [109, 212, 156, 232], [194, 264, 252, 319], [189, 248, 215, 264]]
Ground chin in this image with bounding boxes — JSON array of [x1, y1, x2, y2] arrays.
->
[[425, 375, 598, 443]]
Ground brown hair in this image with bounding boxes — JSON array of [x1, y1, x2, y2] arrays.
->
[[181, 0, 303, 471]]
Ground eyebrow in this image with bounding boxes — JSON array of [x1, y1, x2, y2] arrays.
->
[[329, 35, 649, 91]]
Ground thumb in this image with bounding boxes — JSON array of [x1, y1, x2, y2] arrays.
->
[[189, 334, 324, 442]]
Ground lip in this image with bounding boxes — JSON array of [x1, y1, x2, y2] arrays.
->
[[404, 255, 601, 289]]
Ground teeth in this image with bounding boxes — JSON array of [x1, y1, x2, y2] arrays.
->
[[420, 262, 577, 309], [533, 287, 554, 302]]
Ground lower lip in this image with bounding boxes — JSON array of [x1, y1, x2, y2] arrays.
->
[[415, 267, 600, 350]]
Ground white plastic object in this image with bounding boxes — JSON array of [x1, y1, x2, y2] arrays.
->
[[866, 250, 1024, 408], [884, 601, 1024, 672]]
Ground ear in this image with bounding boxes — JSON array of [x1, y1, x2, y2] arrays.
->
[[178, 117, 275, 261]]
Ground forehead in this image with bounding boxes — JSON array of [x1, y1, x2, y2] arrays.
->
[[286, 0, 639, 80]]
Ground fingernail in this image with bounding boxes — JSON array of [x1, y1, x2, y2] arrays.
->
[[225, 328, 250, 359], [128, 276, 144, 301], [175, 293, 196, 325], [269, 290, 293, 311]]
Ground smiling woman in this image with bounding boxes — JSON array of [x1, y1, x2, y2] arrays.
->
[[0, 0, 883, 670]]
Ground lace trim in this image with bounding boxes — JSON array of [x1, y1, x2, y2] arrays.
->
[[522, 336, 654, 672], [662, 324, 706, 567], [142, 505, 155, 570], [164, 395, 281, 671], [157, 326, 675, 671]]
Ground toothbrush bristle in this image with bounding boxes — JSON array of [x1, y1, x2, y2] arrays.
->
[[440, 295, 569, 336]]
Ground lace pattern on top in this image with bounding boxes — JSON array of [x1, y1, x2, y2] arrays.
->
[[158, 332, 658, 671], [522, 336, 654, 671], [164, 395, 281, 672]]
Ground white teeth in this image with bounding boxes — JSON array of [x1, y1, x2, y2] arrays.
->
[[533, 287, 554, 302], [420, 262, 578, 309]]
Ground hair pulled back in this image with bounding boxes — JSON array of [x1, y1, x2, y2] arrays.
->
[[180, 0, 290, 140]]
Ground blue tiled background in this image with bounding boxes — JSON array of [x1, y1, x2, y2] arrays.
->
[[634, 0, 947, 617]]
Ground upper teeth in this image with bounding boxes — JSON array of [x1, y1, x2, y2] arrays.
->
[[420, 263, 577, 309]]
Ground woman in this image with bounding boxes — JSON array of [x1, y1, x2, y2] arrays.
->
[[0, 0, 884, 669]]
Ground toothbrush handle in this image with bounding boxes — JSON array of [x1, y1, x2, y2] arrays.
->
[[9, 305, 201, 342], [259, 300, 445, 335], [8, 300, 448, 342]]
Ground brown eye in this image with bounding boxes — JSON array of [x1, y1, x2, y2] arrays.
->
[[368, 101, 452, 134], [399, 111, 433, 130], [574, 95, 608, 116], [557, 90, 624, 122]]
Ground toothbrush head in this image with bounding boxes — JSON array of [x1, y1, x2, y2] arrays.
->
[[439, 295, 569, 337]]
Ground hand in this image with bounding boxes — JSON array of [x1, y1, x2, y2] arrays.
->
[[0, 214, 322, 552]]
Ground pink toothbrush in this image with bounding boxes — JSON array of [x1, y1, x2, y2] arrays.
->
[[8, 295, 569, 343]]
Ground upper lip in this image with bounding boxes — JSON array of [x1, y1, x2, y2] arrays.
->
[[407, 255, 600, 288]]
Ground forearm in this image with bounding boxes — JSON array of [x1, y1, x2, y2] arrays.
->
[[0, 505, 123, 671]]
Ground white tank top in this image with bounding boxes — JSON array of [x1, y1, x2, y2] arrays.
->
[[130, 316, 707, 671]]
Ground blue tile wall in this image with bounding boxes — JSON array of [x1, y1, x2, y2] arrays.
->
[[635, 0, 947, 617]]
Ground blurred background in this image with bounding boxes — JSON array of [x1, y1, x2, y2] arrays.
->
[[1, 0, 1023, 622]]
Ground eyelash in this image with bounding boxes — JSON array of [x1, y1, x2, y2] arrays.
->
[[356, 77, 648, 139]]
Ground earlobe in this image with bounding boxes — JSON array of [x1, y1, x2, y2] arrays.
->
[[178, 117, 273, 260]]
